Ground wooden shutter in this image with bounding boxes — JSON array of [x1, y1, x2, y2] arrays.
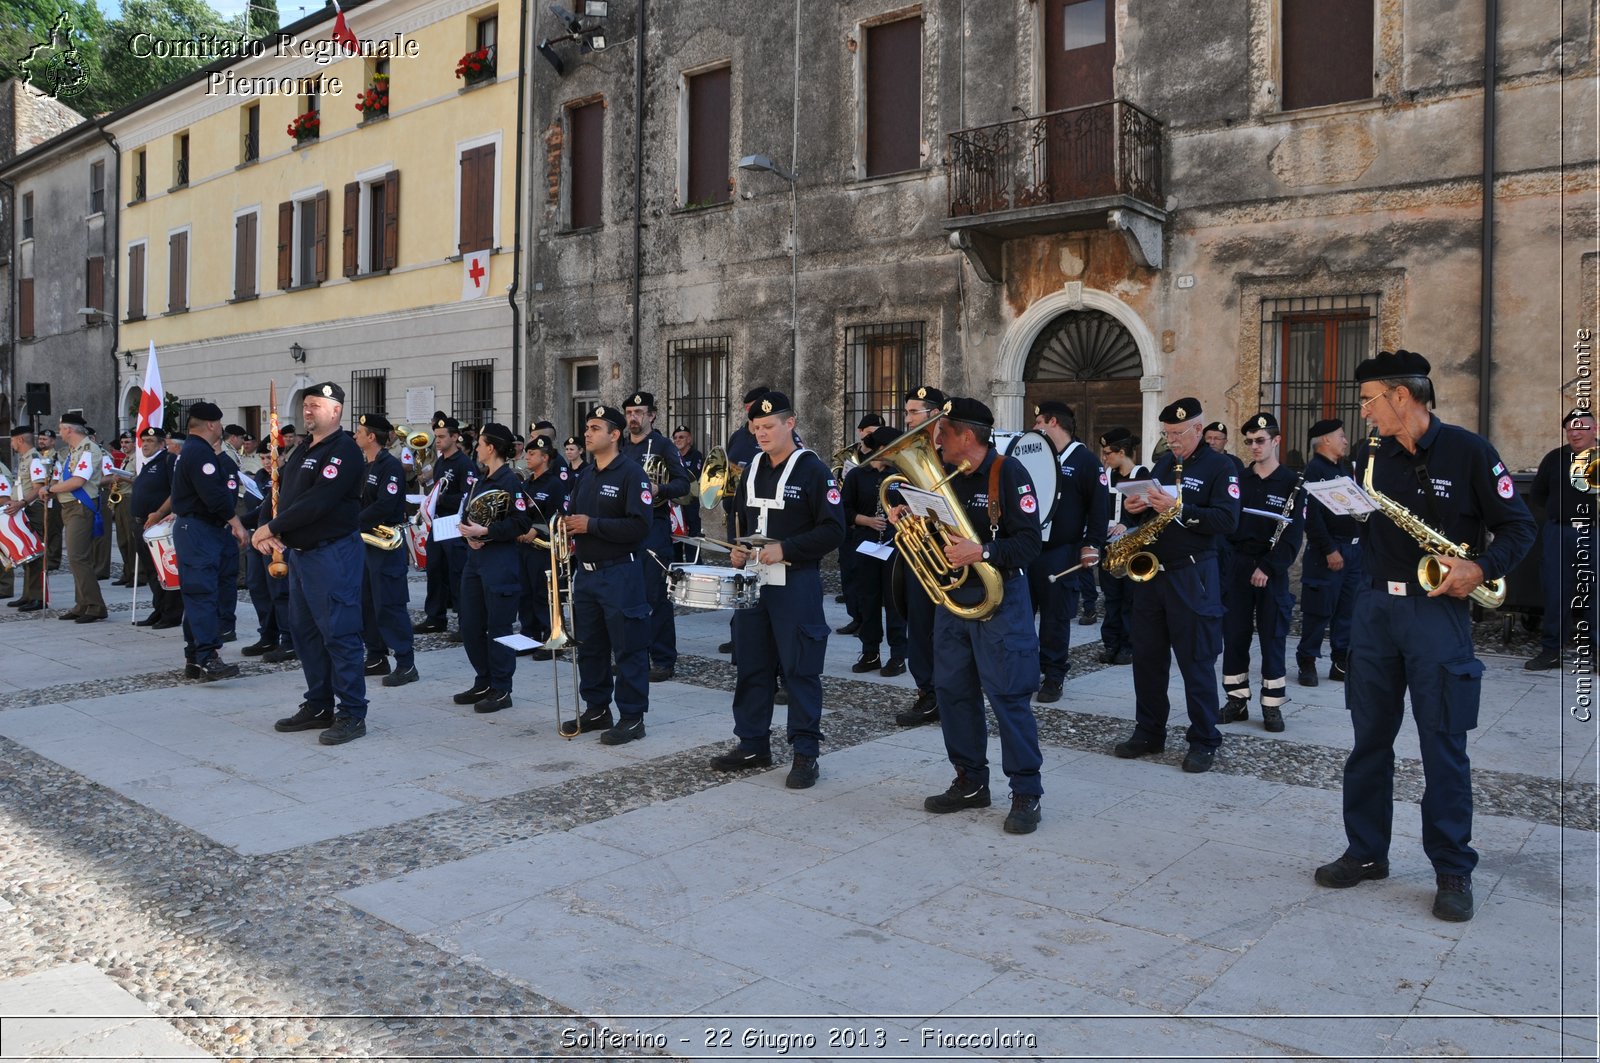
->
[[235, 214, 256, 298], [458, 150, 477, 253], [168, 232, 187, 312], [382, 169, 400, 270], [277, 201, 293, 289], [459, 146, 495, 253], [1281, 0, 1374, 111], [128, 244, 144, 319], [86, 257, 104, 323], [569, 102, 603, 228], [18, 278, 33, 338], [313, 190, 330, 282], [342, 181, 360, 277], [687, 67, 731, 206], [866, 18, 922, 177]]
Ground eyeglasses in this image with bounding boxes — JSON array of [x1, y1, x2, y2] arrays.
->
[[1359, 386, 1399, 412]]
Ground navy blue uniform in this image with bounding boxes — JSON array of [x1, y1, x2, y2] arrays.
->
[[1213, 449, 1248, 577], [359, 449, 414, 670], [1340, 419, 1534, 877], [722, 426, 759, 537], [131, 449, 183, 625], [1128, 442, 1240, 751], [1221, 464, 1304, 713], [171, 437, 239, 666], [518, 463, 572, 641], [620, 430, 688, 672], [675, 446, 705, 559], [423, 448, 475, 628], [1098, 462, 1148, 658], [267, 429, 368, 721], [1530, 444, 1597, 658], [1297, 451, 1366, 668], [1029, 439, 1110, 683], [729, 448, 845, 758], [842, 462, 905, 661], [930, 450, 1044, 797], [568, 454, 653, 718], [459, 462, 535, 694], [242, 464, 291, 651]]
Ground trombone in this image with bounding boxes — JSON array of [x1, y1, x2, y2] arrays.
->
[[532, 518, 582, 738]]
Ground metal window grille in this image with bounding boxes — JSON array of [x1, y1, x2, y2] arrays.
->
[[452, 359, 496, 427], [349, 369, 388, 428], [1258, 294, 1379, 466], [667, 337, 731, 452], [845, 322, 925, 432]]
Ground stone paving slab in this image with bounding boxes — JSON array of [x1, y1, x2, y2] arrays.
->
[[0, 962, 213, 1060]]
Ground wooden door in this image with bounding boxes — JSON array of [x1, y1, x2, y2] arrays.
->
[[1042, 0, 1115, 201]]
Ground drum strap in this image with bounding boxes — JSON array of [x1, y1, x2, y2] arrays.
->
[[987, 454, 1004, 538], [746, 448, 809, 538]]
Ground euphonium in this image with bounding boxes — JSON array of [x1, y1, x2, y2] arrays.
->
[[1570, 446, 1599, 494], [1103, 458, 1182, 582], [874, 413, 1004, 622], [361, 524, 405, 550], [830, 441, 860, 482], [465, 488, 513, 526], [698, 445, 742, 509], [1361, 429, 1507, 608]]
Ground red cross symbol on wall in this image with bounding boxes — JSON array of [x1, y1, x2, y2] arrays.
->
[[469, 258, 486, 287]]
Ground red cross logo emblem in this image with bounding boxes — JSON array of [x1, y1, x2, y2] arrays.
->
[[468, 258, 486, 288]]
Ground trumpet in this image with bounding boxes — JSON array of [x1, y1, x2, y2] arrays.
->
[[1571, 446, 1599, 494], [698, 445, 743, 509]]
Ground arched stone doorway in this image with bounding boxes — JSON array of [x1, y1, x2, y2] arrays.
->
[[1023, 309, 1143, 450]]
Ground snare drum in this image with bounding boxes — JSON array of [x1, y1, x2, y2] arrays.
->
[[0, 510, 43, 570], [666, 563, 762, 610], [404, 522, 427, 571], [143, 516, 181, 590]]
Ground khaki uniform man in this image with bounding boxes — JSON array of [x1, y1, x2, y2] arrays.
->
[[108, 438, 137, 586], [38, 429, 63, 569], [41, 414, 108, 622], [92, 441, 115, 579], [7, 428, 48, 609]]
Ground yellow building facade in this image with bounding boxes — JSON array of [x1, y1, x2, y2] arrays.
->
[[108, 0, 521, 434]]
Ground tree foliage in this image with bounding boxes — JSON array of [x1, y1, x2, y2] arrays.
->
[[0, 1, 105, 110]]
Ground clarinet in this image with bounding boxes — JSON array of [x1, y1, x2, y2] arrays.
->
[[1267, 470, 1305, 550]]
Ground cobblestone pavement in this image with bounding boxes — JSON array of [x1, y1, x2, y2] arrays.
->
[[0, 567, 1595, 1061]]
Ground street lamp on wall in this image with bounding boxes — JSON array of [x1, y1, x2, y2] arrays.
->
[[290, 342, 307, 364], [77, 305, 106, 327], [121, 349, 136, 370]]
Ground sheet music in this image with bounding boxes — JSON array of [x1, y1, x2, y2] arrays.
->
[[855, 540, 895, 560], [494, 632, 542, 651], [430, 514, 463, 541], [894, 485, 960, 527], [1304, 476, 1376, 516], [1115, 479, 1179, 498]]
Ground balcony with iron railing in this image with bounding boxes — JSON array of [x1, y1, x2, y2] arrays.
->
[[242, 131, 259, 165], [944, 99, 1168, 278]]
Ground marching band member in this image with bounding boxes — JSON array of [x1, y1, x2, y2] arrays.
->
[[895, 385, 946, 726], [671, 423, 704, 560], [835, 413, 885, 635], [559, 404, 653, 743], [417, 416, 474, 635], [131, 427, 183, 629], [109, 431, 136, 587], [1525, 408, 1597, 671], [909, 398, 1045, 833], [516, 434, 570, 652], [1296, 418, 1364, 684], [37, 427, 63, 571], [1205, 419, 1246, 581], [620, 391, 690, 682], [713, 391, 844, 788], [451, 423, 534, 714], [6, 427, 47, 610], [355, 414, 418, 688], [717, 386, 768, 655], [170, 403, 247, 679], [1219, 413, 1304, 733], [1315, 350, 1534, 922], [39, 413, 108, 623], [1095, 428, 1144, 665], [840, 426, 905, 675], [1112, 398, 1240, 774], [1029, 401, 1109, 703], [562, 436, 586, 480], [254, 382, 369, 746]]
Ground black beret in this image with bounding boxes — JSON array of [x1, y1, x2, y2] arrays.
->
[[905, 385, 945, 407], [1308, 418, 1343, 440], [139, 426, 167, 439], [857, 413, 885, 430], [242, 432, 256, 442], [1564, 408, 1594, 426], [529, 435, 555, 454], [309, 381, 346, 403], [742, 386, 770, 405], [1035, 400, 1073, 421], [1204, 421, 1228, 435], [188, 402, 223, 423], [750, 392, 793, 419], [1099, 427, 1133, 447], [1354, 349, 1431, 382], [432, 416, 459, 432], [1159, 398, 1203, 425], [563, 436, 581, 448], [1241, 412, 1278, 434], [513, 433, 525, 443], [864, 426, 900, 451], [10, 425, 33, 437], [358, 413, 393, 434], [673, 424, 691, 435], [224, 424, 246, 437], [587, 405, 626, 430], [942, 396, 995, 428], [479, 422, 513, 447], [625, 391, 655, 409], [59, 412, 88, 428], [280, 424, 297, 434], [533, 419, 556, 433], [168, 431, 187, 441]]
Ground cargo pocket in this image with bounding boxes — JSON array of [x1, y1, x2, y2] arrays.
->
[[1192, 615, 1223, 664], [621, 601, 653, 653], [1300, 576, 1331, 617], [994, 630, 1041, 698], [328, 583, 364, 637], [1437, 657, 1485, 733], [792, 623, 830, 677]]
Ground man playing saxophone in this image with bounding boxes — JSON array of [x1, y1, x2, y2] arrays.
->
[[355, 414, 418, 688], [1314, 350, 1534, 923], [1112, 398, 1240, 774]]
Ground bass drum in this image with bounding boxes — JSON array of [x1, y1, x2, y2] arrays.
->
[[993, 429, 1060, 530]]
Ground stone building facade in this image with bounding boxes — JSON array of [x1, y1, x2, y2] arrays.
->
[[522, 0, 1594, 471]]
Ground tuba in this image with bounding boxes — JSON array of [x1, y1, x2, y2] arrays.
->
[[361, 524, 404, 550], [1570, 446, 1599, 494], [698, 445, 742, 509], [1103, 458, 1182, 582], [1361, 428, 1507, 608], [874, 413, 1004, 622], [465, 488, 513, 526]]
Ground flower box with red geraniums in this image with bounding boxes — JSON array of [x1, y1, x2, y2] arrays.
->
[[357, 74, 390, 119], [287, 110, 321, 143], [455, 47, 495, 86]]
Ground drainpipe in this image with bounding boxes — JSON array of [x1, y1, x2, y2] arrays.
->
[[630, 0, 646, 387], [1478, 0, 1496, 435], [789, 0, 800, 404], [98, 124, 121, 432], [508, 0, 530, 432], [0, 174, 13, 427]]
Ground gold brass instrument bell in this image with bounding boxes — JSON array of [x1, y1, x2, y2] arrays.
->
[[361, 524, 405, 550], [698, 445, 742, 509]]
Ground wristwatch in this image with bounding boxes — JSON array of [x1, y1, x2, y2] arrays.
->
[[981, 545, 991, 562]]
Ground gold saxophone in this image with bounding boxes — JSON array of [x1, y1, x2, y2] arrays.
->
[[1104, 458, 1183, 582], [1360, 429, 1506, 608], [874, 413, 1004, 621]]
